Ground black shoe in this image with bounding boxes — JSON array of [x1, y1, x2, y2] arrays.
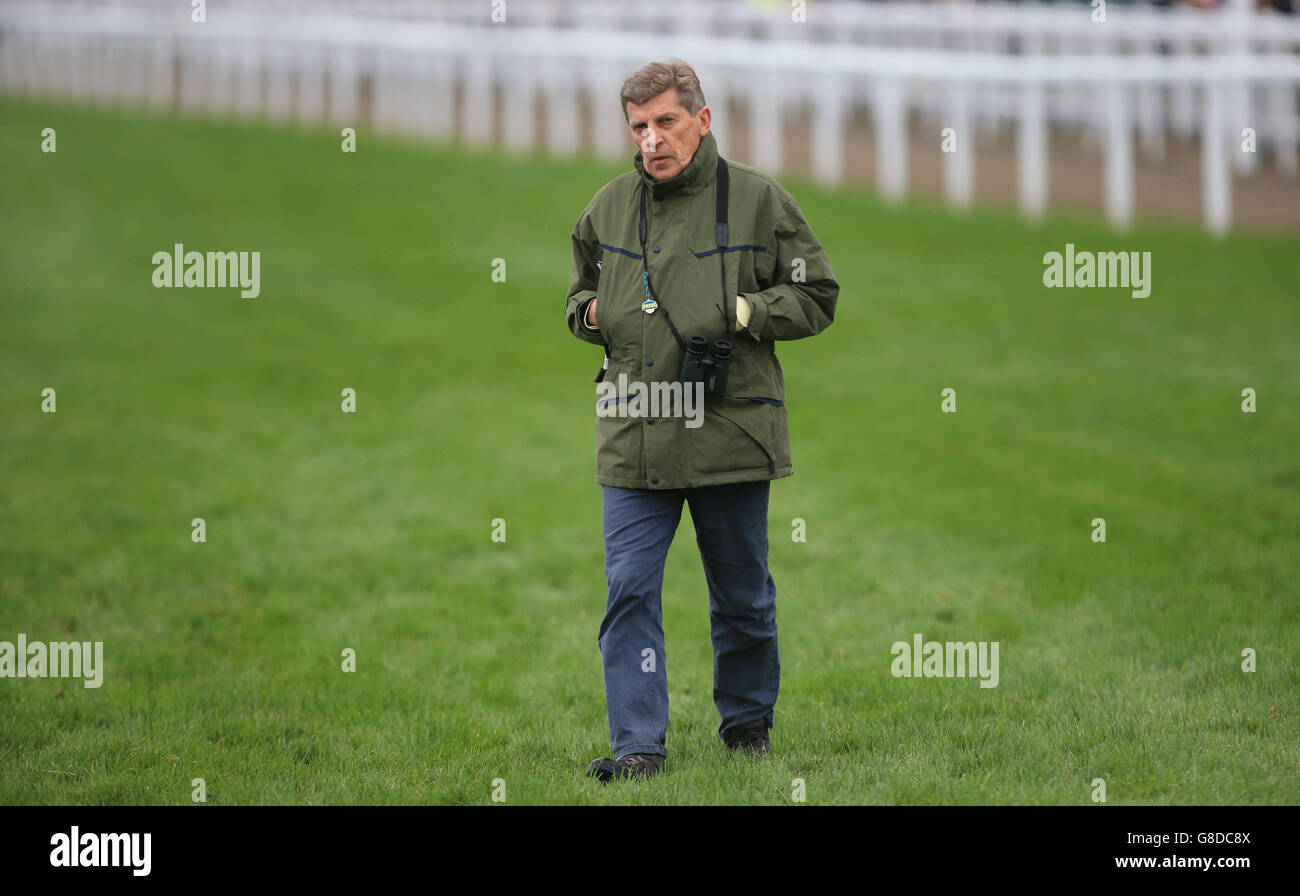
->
[[722, 719, 770, 755], [587, 752, 664, 782]]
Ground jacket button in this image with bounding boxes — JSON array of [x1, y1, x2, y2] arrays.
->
[[650, 477, 659, 485], [645, 358, 654, 367], [652, 246, 661, 253], [646, 418, 656, 425]]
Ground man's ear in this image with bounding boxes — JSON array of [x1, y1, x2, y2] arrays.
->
[[697, 105, 711, 136]]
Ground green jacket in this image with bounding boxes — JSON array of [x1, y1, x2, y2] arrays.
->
[[565, 130, 838, 489]]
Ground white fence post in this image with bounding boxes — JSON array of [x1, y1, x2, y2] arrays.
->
[[943, 81, 973, 210], [1202, 80, 1232, 236], [1104, 80, 1134, 230], [543, 58, 580, 157], [1266, 81, 1298, 177], [462, 53, 493, 146], [874, 77, 907, 203], [749, 70, 783, 174], [590, 59, 626, 161], [1018, 82, 1047, 220], [810, 74, 845, 187], [503, 56, 534, 153]]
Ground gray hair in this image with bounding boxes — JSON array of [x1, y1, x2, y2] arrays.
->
[[620, 59, 706, 121]]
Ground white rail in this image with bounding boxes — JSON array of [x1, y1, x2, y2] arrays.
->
[[2, 0, 1298, 234]]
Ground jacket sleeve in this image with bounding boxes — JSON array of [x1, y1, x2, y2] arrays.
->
[[738, 187, 838, 342], [565, 208, 606, 346]]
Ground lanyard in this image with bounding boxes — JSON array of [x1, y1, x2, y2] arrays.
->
[[636, 155, 732, 349]]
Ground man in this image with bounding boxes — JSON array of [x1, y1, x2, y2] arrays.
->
[[565, 60, 838, 782]]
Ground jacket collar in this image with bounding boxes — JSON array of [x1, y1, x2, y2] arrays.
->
[[633, 130, 719, 199]]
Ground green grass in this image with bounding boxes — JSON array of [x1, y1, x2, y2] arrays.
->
[[1, 97, 1296, 804]]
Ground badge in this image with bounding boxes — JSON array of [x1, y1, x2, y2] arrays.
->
[[642, 298, 658, 314]]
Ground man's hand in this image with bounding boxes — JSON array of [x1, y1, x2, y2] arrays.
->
[[734, 295, 751, 332], [585, 296, 598, 329]]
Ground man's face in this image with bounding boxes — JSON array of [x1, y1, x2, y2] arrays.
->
[[626, 88, 711, 181]]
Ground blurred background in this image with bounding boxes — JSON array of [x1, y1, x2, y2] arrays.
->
[[2, 1, 1297, 805], [2, 0, 1298, 234]]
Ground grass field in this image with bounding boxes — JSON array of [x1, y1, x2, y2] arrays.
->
[[1, 97, 1296, 805]]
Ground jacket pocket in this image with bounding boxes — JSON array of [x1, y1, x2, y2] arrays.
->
[[718, 339, 783, 405], [688, 240, 769, 298], [689, 399, 779, 476], [595, 400, 644, 482], [593, 242, 644, 348]]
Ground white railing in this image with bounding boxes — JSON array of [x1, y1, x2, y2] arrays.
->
[[1, 0, 1298, 234]]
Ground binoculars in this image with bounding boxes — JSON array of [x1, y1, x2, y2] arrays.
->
[[679, 336, 732, 400]]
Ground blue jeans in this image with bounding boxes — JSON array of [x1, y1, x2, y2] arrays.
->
[[598, 480, 779, 758]]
